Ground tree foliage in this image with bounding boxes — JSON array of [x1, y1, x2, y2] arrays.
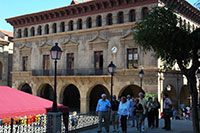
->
[[133, 7, 200, 70], [133, 6, 200, 132]]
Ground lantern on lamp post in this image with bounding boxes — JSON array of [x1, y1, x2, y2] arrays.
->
[[47, 43, 63, 133], [50, 43, 62, 112], [107, 61, 116, 102], [139, 69, 144, 89]]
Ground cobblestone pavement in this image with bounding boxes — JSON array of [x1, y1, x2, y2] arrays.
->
[[79, 119, 193, 133]]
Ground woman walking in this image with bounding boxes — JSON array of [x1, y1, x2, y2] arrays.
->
[[134, 98, 143, 133], [146, 97, 155, 128], [118, 96, 129, 133], [153, 97, 160, 128]]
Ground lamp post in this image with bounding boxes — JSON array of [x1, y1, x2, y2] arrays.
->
[[197, 69, 200, 79], [139, 69, 144, 89], [166, 85, 172, 91], [47, 43, 62, 133], [197, 69, 200, 105], [50, 43, 62, 112], [108, 61, 116, 102]]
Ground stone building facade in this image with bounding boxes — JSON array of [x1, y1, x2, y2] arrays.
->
[[0, 30, 13, 86], [6, 0, 200, 113]]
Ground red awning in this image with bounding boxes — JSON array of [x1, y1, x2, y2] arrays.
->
[[0, 86, 69, 119]]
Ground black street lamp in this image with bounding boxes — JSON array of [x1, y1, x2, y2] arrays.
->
[[50, 43, 62, 112], [139, 69, 144, 89], [197, 69, 200, 79], [108, 61, 116, 102]]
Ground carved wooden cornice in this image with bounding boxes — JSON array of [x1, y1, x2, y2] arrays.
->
[[6, 0, 157, 28]]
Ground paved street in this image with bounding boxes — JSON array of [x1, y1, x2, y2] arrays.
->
[[79, 119, 193, 133]]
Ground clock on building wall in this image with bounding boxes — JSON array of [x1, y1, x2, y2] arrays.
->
[[111, 46, 118, 54]]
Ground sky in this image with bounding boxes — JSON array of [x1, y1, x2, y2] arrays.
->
[[0, 0, 198, 32]]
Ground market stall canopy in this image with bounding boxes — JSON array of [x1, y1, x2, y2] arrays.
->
[[0, 86, 69, 119]]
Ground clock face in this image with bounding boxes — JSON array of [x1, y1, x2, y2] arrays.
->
[[111, 46, 118, 53]]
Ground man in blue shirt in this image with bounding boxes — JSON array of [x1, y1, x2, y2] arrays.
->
[[96, 94, 111, 133]]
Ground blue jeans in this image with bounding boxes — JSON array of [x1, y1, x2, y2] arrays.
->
[[132, 112, 135, 126]]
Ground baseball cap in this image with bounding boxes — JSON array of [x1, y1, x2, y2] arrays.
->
[[112, 95, 116, 99]]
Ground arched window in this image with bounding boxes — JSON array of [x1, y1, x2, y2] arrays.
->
[[0, 62, 2, 80], [188, 22, 190, 32], [142, 7, 148, 20], [86, 17, 92, 28], [129, 9, 136, 22], [52, 23, 57, 33], [24, 28, 28, 37], [183, 20, 186, 30], [17, 29, 22, 38], [37, 26, 42, 35], [192, 24, 195, 31], [30, 27, 35, 36], [60, 22, 65, 32], [106, 13, 113, 25], [77, 19, 82, 30], [45, 24, 49, 34], [68, 20, 73, 31], [117, 11, 124, 24], [179, 17, 182, 27], [96, 15, 102, 27]]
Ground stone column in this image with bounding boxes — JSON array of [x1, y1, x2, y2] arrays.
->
[[80, 97, 90, 114], [158, 72, 164, 117]]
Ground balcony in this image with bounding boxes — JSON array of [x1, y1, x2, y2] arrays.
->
[[31, 68, 109, 76]]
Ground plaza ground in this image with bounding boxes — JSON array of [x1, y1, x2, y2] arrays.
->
[[79, 119, 193, 133]]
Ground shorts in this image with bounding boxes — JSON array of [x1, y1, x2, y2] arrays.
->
[[112, 111, 119, 121]]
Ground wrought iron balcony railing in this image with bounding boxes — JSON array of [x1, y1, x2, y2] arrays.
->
[[31, 68, 109, 76]]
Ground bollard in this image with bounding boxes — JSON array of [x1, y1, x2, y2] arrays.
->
[[10, 118, 13, 133]]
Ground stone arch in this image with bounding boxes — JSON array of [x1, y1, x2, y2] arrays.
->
[[24, 28, 28, 37], [19, 83, 32, 94], [119, 84, 144, 98], [164, 84, 177, 108], [117, 11, 124, 24], [62, 84, 80, 112], [88, 84, 110, 112], [142, 7, 148, 20], [37, 83, 54, 101], [106, 13, 112, 25], [180, 85, 190, 107], [30, 27, 35, 36]]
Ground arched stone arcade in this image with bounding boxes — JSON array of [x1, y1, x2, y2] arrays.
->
[[37, 84, 54, 101], [119, 84, 144, 98], [62, 84, 80, 112], [89, 84, 110, 112], [20, 83, 32, 94], [180, 85, 191, 107]]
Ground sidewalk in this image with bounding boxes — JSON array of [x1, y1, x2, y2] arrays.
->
[[79, 119, 193, 133]]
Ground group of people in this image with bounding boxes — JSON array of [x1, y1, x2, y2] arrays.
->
[[96, 92, 171, 133]]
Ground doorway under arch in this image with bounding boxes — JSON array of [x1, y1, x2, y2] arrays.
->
[[180, 85, 190, 107], [63, 84, 80, 112], [40, 84, 54, 101], [164, 85, 177, 109], [89, 85, 110, 112], [119, 85, 144, 98], [20, 83, 32, 94]]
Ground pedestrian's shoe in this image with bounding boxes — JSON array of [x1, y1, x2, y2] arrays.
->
[[106, 130, 110, 133], [116, 129, 119, 132], [165, 128, 171, 130], [97, 130, 101, 133], [142, 127, 144, 131], [162, 127, 166, 129]]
